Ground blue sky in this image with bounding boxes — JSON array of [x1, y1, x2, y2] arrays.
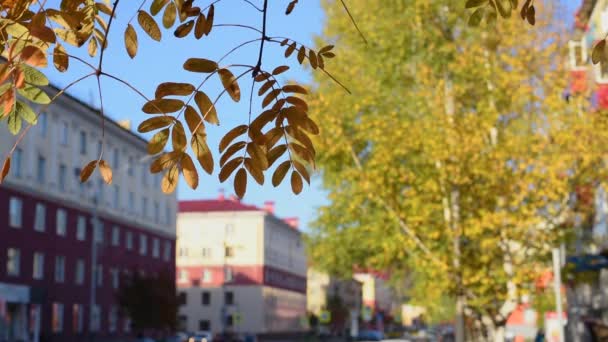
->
[[46, 0, 328, 231]]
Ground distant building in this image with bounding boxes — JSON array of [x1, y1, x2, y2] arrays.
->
[[306, 269, 362, 335], [353, 272, 398, 330], [0, 87, 177, 342], [176, 196, 307, 336]]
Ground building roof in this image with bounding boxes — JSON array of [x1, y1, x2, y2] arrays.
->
[[179, 198, 262, 213]]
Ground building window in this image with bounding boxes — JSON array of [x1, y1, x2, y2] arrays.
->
[[9, 197, 22, 228], [139, 234, 147, 255], [154, 201, 160, 223], [202, 292, 210, 306], [178, 292, 187, 306], [202, 248, 211, 258], [142, 165, 148, 186], [126, 231, 133, 250], [225, 246, 235, 258], [179, 247, 188, 257], [165, 205, 171, 224], [33, 252, 44, 280], [226, 314, 234, 327], [179, 269, 189, 283], [6, 248, 20, 276], [569, 38, 587, 70], [111, 226, 120, 247], [202, 269, 212, 283], [79, 131, 87, 155], [128, 192, 135, 213], [56, 209, 67, 236], [34, 203, 46, 232], [128, 156, 134, 176], [163, 241, 172, 262], [13, 148, 22, 177], [94, 223, 104, 244], [77, 216, 86, 241], [113, 148, 119, 168], [113, 185, 120, 209], [60, 121, 69, 145], [52, 302, 64, 333], [58, 164, 67, 191], [109, 307, 118, 333], [90, 305, 101, 332], [225, 224, 235, 235], [55, 256, 65, 283], [75, 259, 85, 285], [178, 316, 187, 331], [111, 268, 119, 289], [39, 113, 47, 137], [199, 320, 210, 331], [142, 198, 148, 218], [73, 304, 84, 333], [36, 155, 45, 184], [224, 291, 234, 305], [224, 268, 234, 283], [152, 238, 160, 258], [97, 265, 103, 287]]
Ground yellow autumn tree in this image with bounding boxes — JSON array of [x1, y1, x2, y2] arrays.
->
[[307, 1, 608, 340]]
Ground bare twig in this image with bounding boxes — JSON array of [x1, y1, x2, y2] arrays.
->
[[252, 0, 268, 77], [98, 0, 121, 72], [339, 0, 367, 44]]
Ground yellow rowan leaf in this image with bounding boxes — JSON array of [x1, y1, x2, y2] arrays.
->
[[218, 69, 241, 102], [291, 171, 303, 194], [234, 168, 247, 198], [80, 160, 97, 183], [191, 132, 214, 174], [148, 128, 170, 154], [138, 10, 162, 41], [137, 116, 174, 133], [87, 37, 98, 57], [99, 160, 113, 184], [219, 157, 243, 182], [247, 143, 269, 170], [0, 157, 10, 184], [286, 96, 308, 112], [220, 141, 246, 167], [245, 158, 264, 185], [282, 84, 308, 95], [150, 0, 169, 16], [155, 82, 195, 98], [194, 91, 219, 125], [267, 144, 287, 167], [309, 50, 318, 69], [181, 153, 198, 189], [272, 161, 290, 187], [219, 125, 248, 153], [292, 160, 310, 184], [161, 165, 179, 194], [20, 46, 47, 67], [124, 24, 138, 58], [258, 80, 276, 96], [163, 2, 177, 28], [194, 13, 206, 39], [272, 65, 290, 75], [184, 105, 204, 134], [172, 121, 187, 151], [262, 89, 281, 108], [183, 58, 218, 73], [142, 98, 184, 114], [285, 42, 296, 57], [150, 151, 179, 173], [204, 4, 214, 35], [174, 20, 194, 37], [297, 46, 306, 64]]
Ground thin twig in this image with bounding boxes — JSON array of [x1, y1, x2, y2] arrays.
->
[[128, 0, 148, 24], [214, 23, 263, 34], [252, 0, 269, 77], [96, 76, 106, 158], [67, 53, 97, 70], [240, 0, 263, 12], [218, 38, 262, 64], [339, 0, 367, 44], [98, 0, 121, 72]]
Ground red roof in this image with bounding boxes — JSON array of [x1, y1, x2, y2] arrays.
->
[[179, 199, 262, 213]]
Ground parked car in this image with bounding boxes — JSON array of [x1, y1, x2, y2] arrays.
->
[[357, 330, 385, 341], [189, 331, 214, 342]]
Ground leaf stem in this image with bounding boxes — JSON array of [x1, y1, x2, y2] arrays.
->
[[98, 0, 121, 73]]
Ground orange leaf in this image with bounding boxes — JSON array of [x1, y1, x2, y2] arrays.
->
[[234, 168, 247, 198], [98, 160, 113, 184]]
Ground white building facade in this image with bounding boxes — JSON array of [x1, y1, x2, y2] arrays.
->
[[176, 198, 307, 336]]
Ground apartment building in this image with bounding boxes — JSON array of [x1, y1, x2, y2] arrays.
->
[[0, 86, 177, 342], [176, 197, 307, 336]]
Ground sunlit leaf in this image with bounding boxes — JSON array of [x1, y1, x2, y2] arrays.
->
[[155, 82, 195, 98], [290, 170, 303, 194], [183, 58, 218, 73], [181, 153, 198, 189], [174, 20, 194, 38], [194, 13, 206, 39], [99, 160, 113, 184], [18, 85, 50, 104], [219, 157, 243, 182], [138, 10, 162, 41], [142, 98, 184, 114], [172, 121, 187, 151], [219, 125, 248, 153], [194, 91, 219, 125], [20, 46, 47, 67], [245, 158, 264, 185], [124, 24, 138, 58], [0, 157, 10, 184], [191, 132, 214, 174], [272, 65, 289, 75], [148, 128, 170, 154], [163, 2, 177, 28], [218, 69, 241, 102], [80, 160, 97, 183], [161, 165, 179, 193], [184, 105, 205, 134], [234, 168, 247, 198], [272, 161, 290, 187], [220, 141, 246, 167]]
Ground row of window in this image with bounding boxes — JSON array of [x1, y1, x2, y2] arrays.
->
[[7, 248, 122, 289], [7, 196, 173, 260], [178, 290, 234, 306], [49, 302, 126, 334], [178, 268, 234, 285], [9, 150, 173, 224]]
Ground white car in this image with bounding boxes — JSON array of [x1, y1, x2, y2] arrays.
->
[[189, 331, 214, 342]]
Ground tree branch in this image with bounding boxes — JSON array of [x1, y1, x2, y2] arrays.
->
[[252, 0, 268, 77]]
